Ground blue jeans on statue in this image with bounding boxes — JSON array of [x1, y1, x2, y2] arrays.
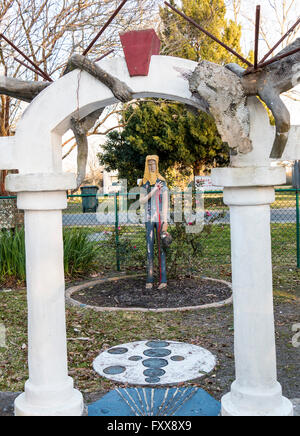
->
[[146, 221, 167, 285]]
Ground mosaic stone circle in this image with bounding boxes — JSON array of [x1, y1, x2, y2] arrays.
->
[[93, 340, 216, 385]]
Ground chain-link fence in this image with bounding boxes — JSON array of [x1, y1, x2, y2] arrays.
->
[[271, 189, 300, 267], [0, 196, 24, 231], [63, 191, 231, 275], [1, 189, 299, 275]]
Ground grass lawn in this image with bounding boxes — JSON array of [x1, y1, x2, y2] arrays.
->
[[0, 222, 299, 404], [0, 269, 298, 401]]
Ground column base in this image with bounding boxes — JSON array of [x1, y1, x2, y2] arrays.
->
[[14, 389, 84, 416], [221, 392, 293, 416]]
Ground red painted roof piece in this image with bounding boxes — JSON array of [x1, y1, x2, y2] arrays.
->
[[120, 29, 161, 77]]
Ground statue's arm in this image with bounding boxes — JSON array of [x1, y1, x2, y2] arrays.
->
[[162, 189, 168, 231], [140, 187, 158, 204], [139, 192, 148, 205]]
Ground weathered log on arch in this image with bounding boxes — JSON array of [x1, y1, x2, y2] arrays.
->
[[236, 38, 300, 158], [189, 38, 300, 159], [0, 38, 299, 183], [65, 54, 134, 189], [189, 61, 252, 155], [0, 55, 134, 189], [0, 76, 50, 102]]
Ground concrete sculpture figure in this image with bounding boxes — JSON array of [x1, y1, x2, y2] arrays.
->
[[139, 155, 168, 289]]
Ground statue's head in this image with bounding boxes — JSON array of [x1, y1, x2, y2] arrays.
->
[[143, 155, 165, 186], [147, 156, 158, 173]]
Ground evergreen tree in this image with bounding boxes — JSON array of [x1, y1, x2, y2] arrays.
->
[[100, 100, 228, 187], [159, 0, 243, 65]]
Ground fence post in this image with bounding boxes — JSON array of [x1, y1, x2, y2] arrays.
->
[[296, 190, 300, 268], [115, 192, 121, 271]]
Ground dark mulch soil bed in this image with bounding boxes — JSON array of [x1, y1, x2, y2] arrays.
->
[[71, 276, 231, 309]]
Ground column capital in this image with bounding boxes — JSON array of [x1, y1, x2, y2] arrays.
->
[[5, 173, 76, 211], [211, 166, 286, 188], [5, 172, 76, 193]]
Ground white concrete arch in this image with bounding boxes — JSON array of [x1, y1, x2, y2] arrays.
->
[[4, 54, 292, 417], [12, 55, 201, 177]]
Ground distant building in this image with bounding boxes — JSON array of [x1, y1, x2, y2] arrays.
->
[[103, 169, 120, 194]]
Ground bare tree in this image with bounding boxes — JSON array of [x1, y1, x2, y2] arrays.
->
[[265, 0, 299, 46], [0, 0, 160, 81], [226, 1, 300, 75], [226, 0, 299, 51], [225, 0, 242, 23], [224, 0, 300, 130], [0, 0, 160, 193]]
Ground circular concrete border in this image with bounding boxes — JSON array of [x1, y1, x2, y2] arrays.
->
[[66, 275, 232, 313]]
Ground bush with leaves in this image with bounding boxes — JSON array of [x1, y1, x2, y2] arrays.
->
[[0, 229, 26, 284], [0, 228, 100, 285], [106, 226, 145, 267], [166, 211, 226, 279], [63, 228, 99, 278]]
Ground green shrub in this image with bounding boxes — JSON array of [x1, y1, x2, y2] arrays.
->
[[63, 228, 99, 278], [0, 228, 26, 282], [0, 228, 100, 285], [166, 211, 227, 278]]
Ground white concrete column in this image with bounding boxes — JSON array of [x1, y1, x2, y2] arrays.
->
[[13, 191, 84, 416], [212, 167, 293, 416]]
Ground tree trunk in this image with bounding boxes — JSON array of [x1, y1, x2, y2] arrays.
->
[[0, 95, 10, 196], [0, 170, 8, 195], [193, 162, 203, 176], [0, 95, 24, 228]]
